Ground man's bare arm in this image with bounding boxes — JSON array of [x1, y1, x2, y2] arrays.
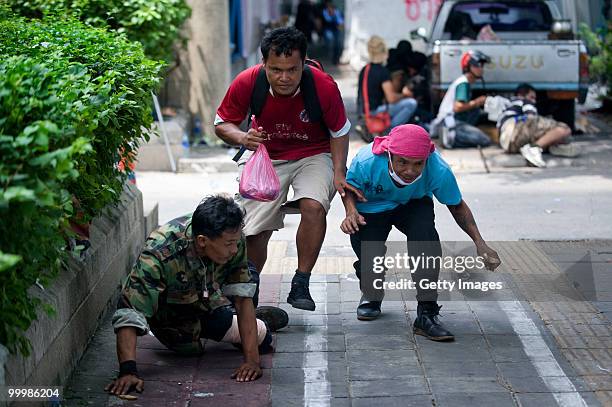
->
[[330, 136, 366, 201], [330, 134, 349, 175], [117, 327, 138, 362], [447, 200, 501, 271], [453, 95, 486, 113], [232, 296, 262, 382], [105, 327, 144, 396], [447, 200, 483, 244]]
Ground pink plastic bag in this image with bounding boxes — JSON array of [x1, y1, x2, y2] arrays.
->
[[239, 144, 280, 202]]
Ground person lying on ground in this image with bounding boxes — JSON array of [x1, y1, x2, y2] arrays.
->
[[498, 83, 579, 168]]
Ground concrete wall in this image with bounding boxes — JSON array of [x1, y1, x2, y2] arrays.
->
[[162, 0, 231, 143], [1, 184, 154, 405], [136, 111, 189, 172]]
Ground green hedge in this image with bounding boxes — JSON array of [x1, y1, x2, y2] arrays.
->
[[7, 0, 191, 64], [0, 11, 162, 356], [579, 21, 612, 91]]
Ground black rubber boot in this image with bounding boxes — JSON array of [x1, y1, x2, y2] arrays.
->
[[356, 297, 382, 321], [255, 306, 289, 332], [413, 303, 454, 341], [287, 280, 316, 311]]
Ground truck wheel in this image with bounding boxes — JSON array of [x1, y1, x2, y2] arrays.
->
[[538, 94, 576, 133], [552, 99, 576, 132]]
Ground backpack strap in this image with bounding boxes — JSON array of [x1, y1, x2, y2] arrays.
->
[[300, 65, 324, 125], [233, 67, 269, 162], [250, 66, 269, 117], [362, 64, 372, 117]]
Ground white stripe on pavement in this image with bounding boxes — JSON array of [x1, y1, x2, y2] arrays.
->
[[304, 282, 331, 407], [502, 301, 588, 407]]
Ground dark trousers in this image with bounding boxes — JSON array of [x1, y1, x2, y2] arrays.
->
[[350, 197, 442, 302]]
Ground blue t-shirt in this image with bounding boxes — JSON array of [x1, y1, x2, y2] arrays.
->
[[346, 144, 462, 213]]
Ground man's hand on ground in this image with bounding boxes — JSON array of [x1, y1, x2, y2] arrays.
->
[[334, 173, 366, 202], [240, 127, 265, 151], [231, 361, 262, 382], [105, 374, 144, 396], [341, 211, 366, 234], [476, 243, 502, 271]]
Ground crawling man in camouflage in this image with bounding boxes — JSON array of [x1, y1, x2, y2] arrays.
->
[[105, 195, 288, 396]]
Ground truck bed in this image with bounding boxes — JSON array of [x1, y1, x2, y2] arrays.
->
[[434, 40, 584, 92]]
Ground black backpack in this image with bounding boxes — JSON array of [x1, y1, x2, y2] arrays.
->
[[232, 59, 328, 162]]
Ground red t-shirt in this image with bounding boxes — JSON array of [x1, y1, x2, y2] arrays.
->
[[216, 64, 349, 160]]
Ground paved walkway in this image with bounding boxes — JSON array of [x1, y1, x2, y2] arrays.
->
[[64, 64, 612, 407], [65, 240, 611, 406]]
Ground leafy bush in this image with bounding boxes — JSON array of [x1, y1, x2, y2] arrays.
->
[[7, 0, 191, 64], [0, 12, 162, 356], [579, 21, 612, 90]]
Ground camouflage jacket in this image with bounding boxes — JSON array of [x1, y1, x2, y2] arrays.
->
[[112, 214, 255, 335]]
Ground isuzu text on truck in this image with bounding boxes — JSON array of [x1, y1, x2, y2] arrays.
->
[[411, 0, 589, 130]]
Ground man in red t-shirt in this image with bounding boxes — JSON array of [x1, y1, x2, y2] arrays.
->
[[215, 27, 363, 311]]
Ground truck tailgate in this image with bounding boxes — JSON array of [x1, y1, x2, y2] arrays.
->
[[437, 40, 582, 90]]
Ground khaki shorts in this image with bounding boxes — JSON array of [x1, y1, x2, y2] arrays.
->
[[236, 152, 336, 236], [502, 116, 569, 154]]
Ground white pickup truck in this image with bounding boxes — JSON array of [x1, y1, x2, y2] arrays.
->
[[412, 0, 589, 129]]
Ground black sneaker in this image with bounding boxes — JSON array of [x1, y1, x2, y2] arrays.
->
[[255, 306, 289, 332], [287, 281, 316, 311], [413, 303, 454, 341]]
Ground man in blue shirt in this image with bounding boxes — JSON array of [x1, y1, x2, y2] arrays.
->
[[341, 125, 501, 341]]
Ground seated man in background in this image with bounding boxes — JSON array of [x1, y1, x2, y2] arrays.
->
[[498, 83, 579, 168], [106, 195, 288, 396], [358, 36, 417, 129], [432, 50, 492, 149]]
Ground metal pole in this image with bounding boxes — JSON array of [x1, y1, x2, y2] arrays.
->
[[151, 92, 177, 173]]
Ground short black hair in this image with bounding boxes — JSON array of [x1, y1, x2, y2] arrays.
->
[[192, 195, 244, 239], [515, 83, 536, 97], [261, 27, 307, 62]]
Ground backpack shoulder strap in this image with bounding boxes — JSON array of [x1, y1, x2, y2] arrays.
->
[[300, 65, 324, 125], [250, 66, 269, 117]]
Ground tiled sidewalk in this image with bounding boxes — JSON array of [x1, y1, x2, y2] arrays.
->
[[65, 241, 611, 406]]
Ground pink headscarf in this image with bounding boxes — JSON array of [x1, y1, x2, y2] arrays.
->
[[371, 124, 435, 158]]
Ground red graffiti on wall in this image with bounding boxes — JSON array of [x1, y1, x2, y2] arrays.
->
[[405, 0, 442, 22]]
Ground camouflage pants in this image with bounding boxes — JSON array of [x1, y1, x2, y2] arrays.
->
[[505, 116, 569, 154], [149, 265, 260, 355], [149, 305, 234, 355]]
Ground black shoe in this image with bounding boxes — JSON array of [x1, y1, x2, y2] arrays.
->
[[255, 306, 289, 332], [258, 329, 274, 354], [356, 299, 382, 321], [287, 281, 316, 311], [413, 303, 454, 341]]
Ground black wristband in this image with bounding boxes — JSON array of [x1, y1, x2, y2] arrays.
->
[[119, 360, 138, 377]]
